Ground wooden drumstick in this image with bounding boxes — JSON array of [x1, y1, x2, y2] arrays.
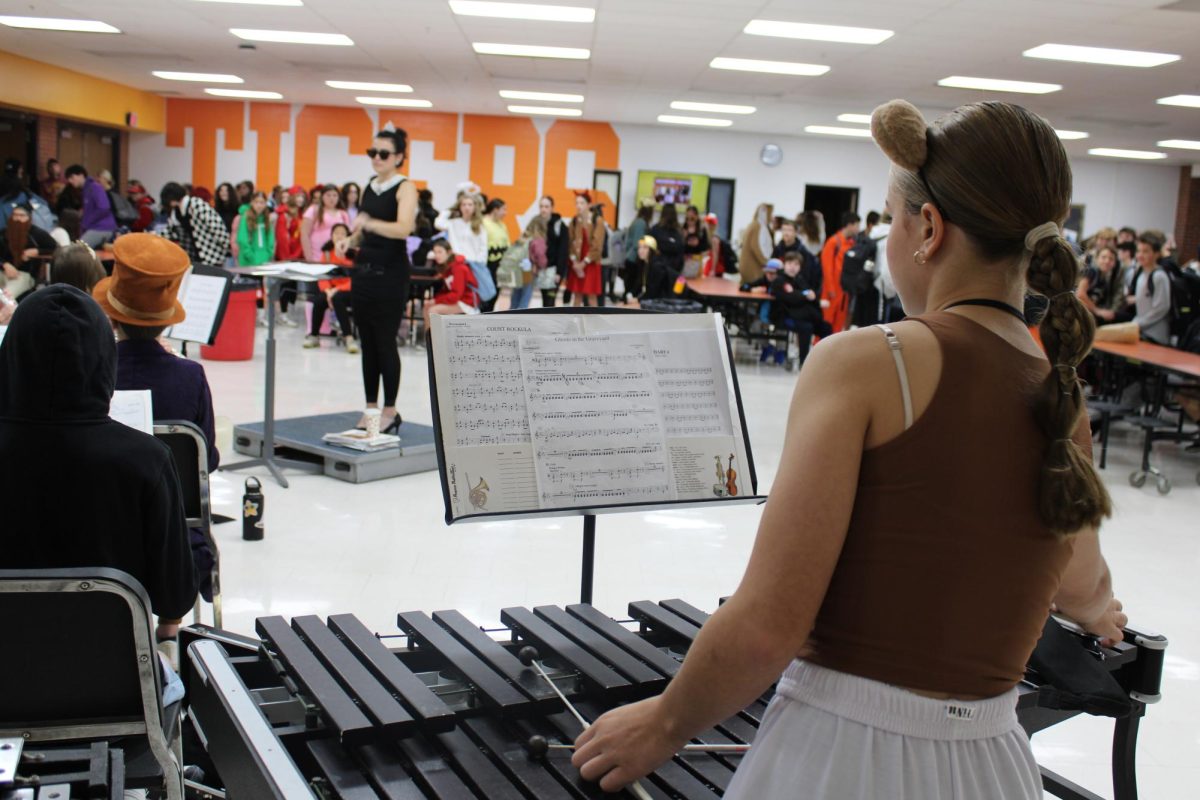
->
[[518, 646, 654, 800]]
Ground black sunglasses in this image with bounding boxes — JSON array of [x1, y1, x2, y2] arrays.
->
[[366, 148, 394, 160]]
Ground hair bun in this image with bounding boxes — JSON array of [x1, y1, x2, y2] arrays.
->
[[872, 100, 928, 172]]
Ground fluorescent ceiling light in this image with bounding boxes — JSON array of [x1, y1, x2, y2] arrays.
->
[[805, 125, 872, 138], [230, 28, 353, 45], [0, 15, 119, 33], [1023, 43, 1179, 68], [837, 113, 872, 124], [657, 115, 733, 128], [744, 20, 892, 44], [1157, 139, 1200, 150], [500, 90, 584, 102], [1054, 129, 1089, 140], [154, 71, 243, 83], [937, 75, 1061, 94], [327, 80, 412, 92], [356, 96, 433, 108], [1157, 94, 1200, 108], [1088, 147, 1166, 160], [205, 88, 283, 99], [508, 105, 582, 116], [192, 0, 302, 5], [449, 1, 594, 22], [709, 57, 829, 76], [473, 42, 588, 59], [671, 101, 756, 115]]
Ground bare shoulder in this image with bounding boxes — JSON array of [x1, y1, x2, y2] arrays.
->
[[396, 179, 417, 199]]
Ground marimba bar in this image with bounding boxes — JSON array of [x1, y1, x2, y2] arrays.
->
[[181, 599, 1166, 800]]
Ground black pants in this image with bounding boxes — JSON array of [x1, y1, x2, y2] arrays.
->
[[782, 313, 832, 363], [850, 286, 881, 328], [310, 290, 354, 336], [352, 280, 407, 407], [540, 288, 557, 307], [623, 260, 645, 298]]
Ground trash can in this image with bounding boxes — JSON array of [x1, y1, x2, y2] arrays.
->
[[639, 297, 705, 314], [201, 281, 257, 361]]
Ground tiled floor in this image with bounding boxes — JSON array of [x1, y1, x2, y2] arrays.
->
[[197, 312, 1198, 799]]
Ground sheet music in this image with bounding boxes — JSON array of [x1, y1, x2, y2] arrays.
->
[[519, 334, 674, 509], [442, 315, 582, 448], [284, 262, 336, 277], [110, 389, 154, 434], [167, 271, 228, 344], [652, 331, 734, 438], [431, 312, 754, 521]]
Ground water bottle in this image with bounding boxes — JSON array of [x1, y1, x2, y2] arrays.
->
[[242, 477, 264, 541]]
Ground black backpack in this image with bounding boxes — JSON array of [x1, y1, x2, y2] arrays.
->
[[107, 189, 138, 225], [1164, 264, 1200, 339], [840, 233, 878, 295]]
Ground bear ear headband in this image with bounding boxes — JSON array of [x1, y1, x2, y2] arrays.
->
[[871, 99, 928, 172], [870, 99, 1059, 250]]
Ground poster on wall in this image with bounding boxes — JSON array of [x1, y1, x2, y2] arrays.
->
[[636, 170, 710, 213]]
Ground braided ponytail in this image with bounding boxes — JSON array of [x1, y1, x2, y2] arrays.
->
[[873, 99, 1111, 536], [1025, 237, 1112, 534]]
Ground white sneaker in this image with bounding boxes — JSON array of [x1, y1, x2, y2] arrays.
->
[[256, 310, 268, 328], [278, 314, 299, 328], [303, 335, 319, 348], [345, 338, 360, 354]]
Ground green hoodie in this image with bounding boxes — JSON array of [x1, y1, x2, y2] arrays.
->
[[236, 202, 275, 266]]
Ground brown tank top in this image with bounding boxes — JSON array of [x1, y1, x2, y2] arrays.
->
[[801, 312, 1083, 698]]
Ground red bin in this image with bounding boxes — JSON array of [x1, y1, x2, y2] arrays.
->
[[201, 284, 257, 361]]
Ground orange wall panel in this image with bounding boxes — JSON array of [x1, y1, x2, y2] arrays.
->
[[462, 115, 540, 239], [543, 120, 620, 228], [294, 105, 374, 188], [249, 103, 292, 191], [165, 99, 246, 191], [378, 110, 459, 162]]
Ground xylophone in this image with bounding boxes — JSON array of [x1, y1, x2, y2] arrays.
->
[[180, 599, 1166, 800]]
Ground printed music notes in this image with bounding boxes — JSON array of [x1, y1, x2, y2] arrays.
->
[[520, 334, 674, 509], [430, 312, 755, 520]]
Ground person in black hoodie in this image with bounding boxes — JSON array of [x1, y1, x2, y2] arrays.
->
[[770, 250, 832, 364], [650, 204, 685, 277], [0, 285, 197, 641], [539, 195, 570, 307]]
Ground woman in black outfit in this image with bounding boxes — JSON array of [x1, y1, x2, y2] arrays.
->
[[648, 204, 684, 294], [336, 128, 417, 434]]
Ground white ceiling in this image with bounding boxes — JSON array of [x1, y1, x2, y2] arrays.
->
[[3, 0, 1200, 164]]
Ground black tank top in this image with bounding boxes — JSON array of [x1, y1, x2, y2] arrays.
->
[[356, 174, 411, 269]]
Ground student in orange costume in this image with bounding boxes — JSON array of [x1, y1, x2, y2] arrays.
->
[[820, 211, 861, 332]]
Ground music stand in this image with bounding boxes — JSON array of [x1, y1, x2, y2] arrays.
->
[[222, 264, 329, 488], [427, 307, 764, 603]]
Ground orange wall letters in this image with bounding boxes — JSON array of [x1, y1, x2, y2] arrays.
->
[[153, 99, 622, 227], [462, 115, 540, 239], [248, 103, 291, 191], [165, 99, 245, 192]]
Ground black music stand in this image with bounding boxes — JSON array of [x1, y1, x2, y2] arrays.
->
[[427, 307, 765, 604]]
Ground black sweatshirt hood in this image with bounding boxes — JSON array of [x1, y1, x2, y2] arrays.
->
[[0, 285, 116, 421]]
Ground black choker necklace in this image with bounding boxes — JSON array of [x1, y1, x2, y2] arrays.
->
[[943, 298, 1026, 324]]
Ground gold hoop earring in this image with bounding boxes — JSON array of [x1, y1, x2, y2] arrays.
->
[[913, 249, 927, 266]]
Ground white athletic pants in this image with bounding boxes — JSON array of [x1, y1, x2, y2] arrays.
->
[[723, 660, 1042, 800]]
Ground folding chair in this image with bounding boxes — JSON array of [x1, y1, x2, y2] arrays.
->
[[0, 568, 183, 800], [154, 421, 221, 628]]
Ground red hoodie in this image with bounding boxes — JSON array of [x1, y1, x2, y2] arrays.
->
[[275, 209, 303, 261], [433, 255, 479, 309]]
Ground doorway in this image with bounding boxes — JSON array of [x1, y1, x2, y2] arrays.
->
[[706, 178, 736, 241], [57, 123, 119, 181], [804, 184, 859, 239], [0, 109, 37, 187]]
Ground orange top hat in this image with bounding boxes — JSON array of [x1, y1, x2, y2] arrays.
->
[[92, 234, 190, 326]]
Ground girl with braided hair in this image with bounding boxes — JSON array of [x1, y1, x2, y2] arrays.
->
[[570, 100, 1122, 800]]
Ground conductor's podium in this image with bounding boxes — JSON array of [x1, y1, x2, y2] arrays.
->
[[180, 599, 1166, 800], [233, 411, 439, 483]]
